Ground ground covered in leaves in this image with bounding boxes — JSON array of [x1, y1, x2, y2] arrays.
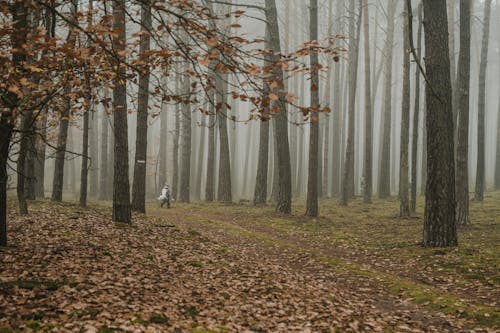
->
[[0, 193, 498, 332]]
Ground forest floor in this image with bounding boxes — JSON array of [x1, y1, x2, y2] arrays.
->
[[0, 192, 498, 332]]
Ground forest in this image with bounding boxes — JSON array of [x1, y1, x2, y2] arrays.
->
[[0, 0, 499, 332]]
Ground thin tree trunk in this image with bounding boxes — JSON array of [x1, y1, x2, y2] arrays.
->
[[172, 70, 180, 200], [158, 98, 168, 188], [216, 76, 232, 203], [411, 3, 423, 213], [306, 0, 320, 217], [362, 0, 372, 203], [455, 0, 472, 225], [205, 91, 216, 202], [131, 1, 152, 213], [378, 0, 396, 199], [99, 91, 110, 200], [421, 0, 457, 247], [399, 3, 411, 217], [179, 64, 191, 203], [474, 0, 492, 202], [112, 0, 131, 223], [80, 100, 90, 208]]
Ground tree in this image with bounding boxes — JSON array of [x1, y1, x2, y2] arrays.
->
[[51, 0, 78, 202], [158, 97, 168, 189], [80, 94, 90, 208], [112, 0, 131, 223], [1, 0, 28, 246], [340, 0, 362, 205], [254, 29, 271, 205], [399, 3, 411, 217], [410, 3, 423, 214], [378, 0, 396, 199], [179, 63, 192, 203], [421, 0, 457, 247], [99, 91, 110, 201], [306, 0, 320, 217], [132, 1, 152, 213], [496, 58, 500, 190], [474, 0, 492, 202], [362, 0, 372, 204], [265, 0, 292, 214]]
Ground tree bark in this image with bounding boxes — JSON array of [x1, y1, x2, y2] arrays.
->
[[306, 0, 320, 217], [362, 0, 372, 204], [340, 0, 362, 205], [411, 3, 423, 214], [455, 0, 472, 225], [179, 64, 191, 203], [474, 0, 492, 202], [265, 0, 292, 214], [378, 0, 396, 199], [80, 100, 90, 208], [172, 70, 180, 200], [112, 0, 131, 223], [422, 0, 457, 247], [399, 3, 411, 217], [132, 1, 152, 213], [99, 91, 110, 200]]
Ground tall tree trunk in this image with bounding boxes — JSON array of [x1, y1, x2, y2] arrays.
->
[[172, 71, 180, 200], [17, 110, 32, 215], [1, 0, 28, 245], [411, 3, 423, 213], [474, 0, 492, 202], [158, 98, 168, 188], [455, 0, 472, 225], [216, 77, 232, 203], [131, 1, 151, 213], [421, 0, 457, 247], [362, 0, 372, 203], [496, 52, 500, 190], [112, 0, 131, 223], [340, 0, 362, 205], [179, 64, 191, 203], [80, 99, 90, 207], [306, 0, 320, 217], [265, 0, 292, 213], [378, 0, 396, 199], [34, 114, 47, 198], [205, 91, 215, 202], [99, 91, 110, 200], [399, 3, 411, 217]]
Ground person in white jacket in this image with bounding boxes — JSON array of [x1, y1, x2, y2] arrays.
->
[[158, 183, 171, 208]]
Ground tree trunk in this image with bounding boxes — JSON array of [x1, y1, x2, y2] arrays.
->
[[205, 90, 216, 202], [158, 98, 168, 189], [17, 110, 32, 214], [474, 0, 492, 202], [99, 91, 110, 200], [340, 0, 362, 206], [265, 0, 292, 214], [51, 97, 70, 202], [422, 0, 457, 247], [399, 3, 411, 217], [216, 77, 232, 203], [378, 0, 396, 199], [131, 1, 151, 213], [80, 102, 90, 208], [306, 0, 320, 217], [172, 70, 180, 201], [362, 0, 372, 203], [112, 0, 131, 223], [455, 0, 472, 225], [411, 3, 423, 213], [496, 56, 500, 190], [179, 65, 191, 203]]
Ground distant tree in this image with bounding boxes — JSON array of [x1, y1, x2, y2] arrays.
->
[[306, 0, 320, 217], [399, 3, 411, 217], [378, 0, 396, 199], [80, 94, 90, 208], [421, 0, 457, 247], [496, 54, 500, 190], [158, 99, 168, 189], [111, 0, 131, 223], [410, 2, 423, 214], [172, 72, 180, 201], [205, 91, 216, 202], [455, 0, 472, 225], [475, 0, 492, 202], [132, 1, 152, 213], [362, 0, 372, 204], [99, 91, 110, 201], [340, 0, 362, 205]]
